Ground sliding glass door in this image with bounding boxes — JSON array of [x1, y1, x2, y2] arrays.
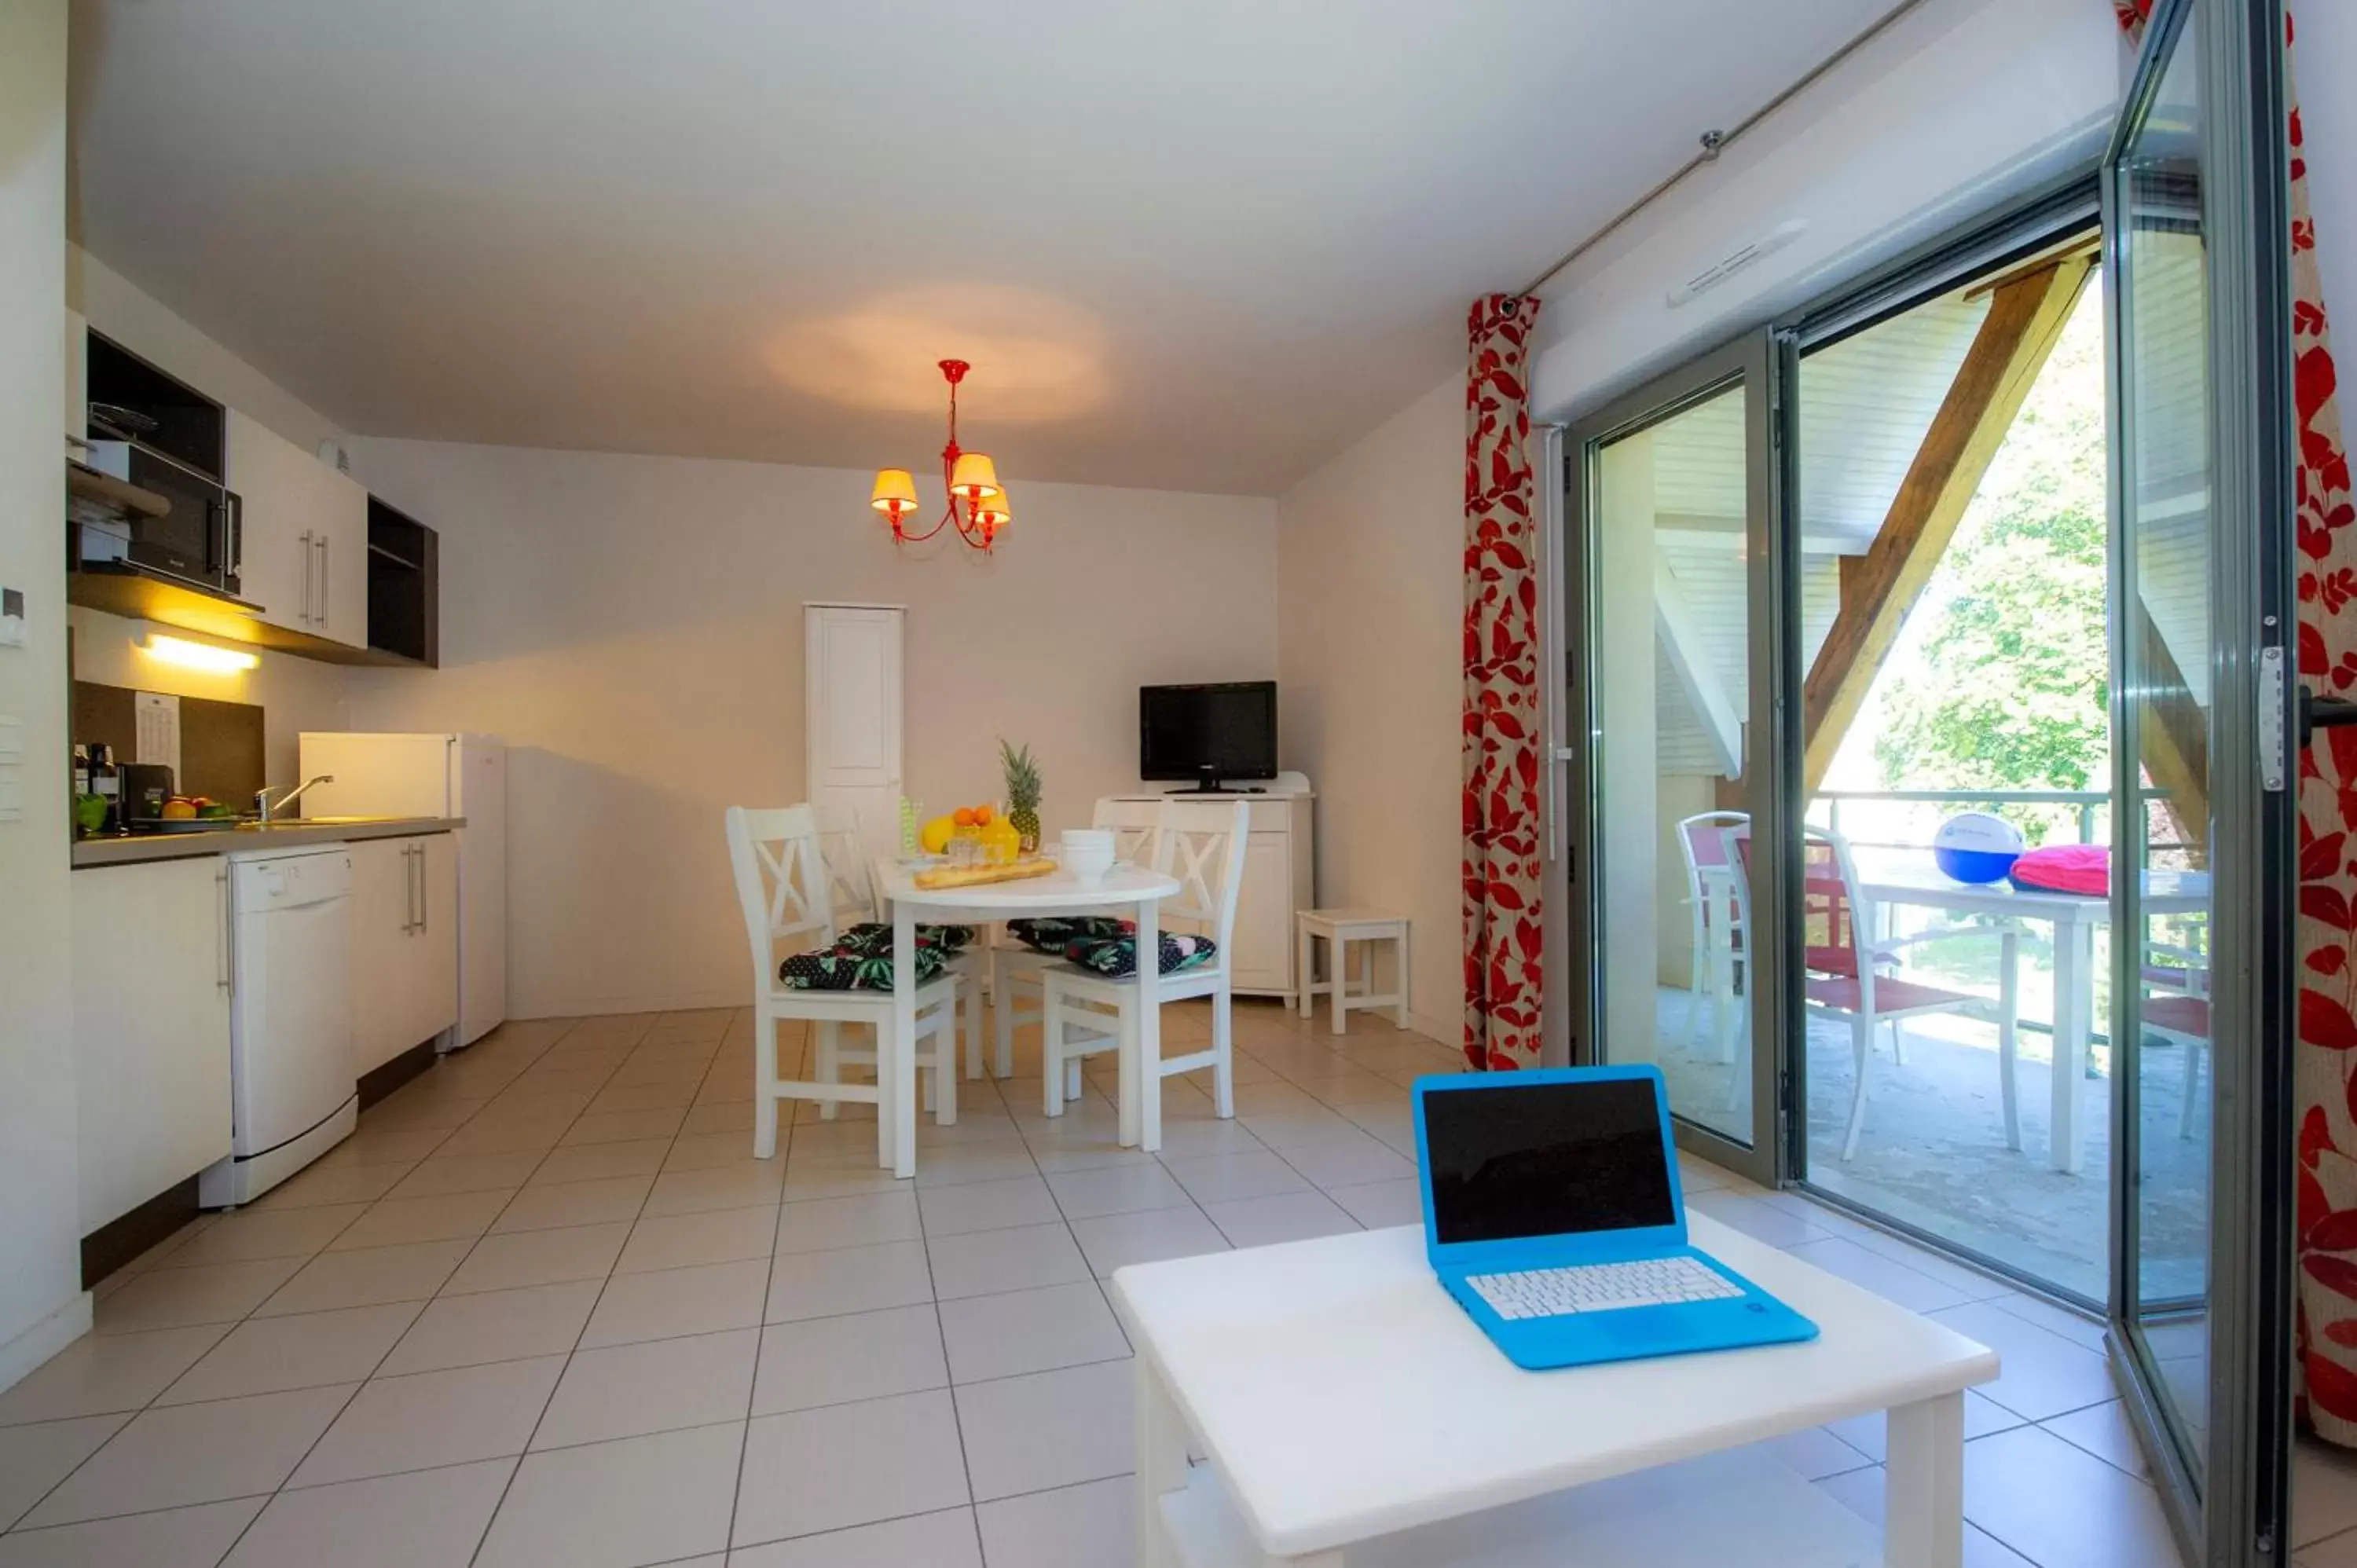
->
[[2106, 0, 2295, 1556], [1556, 0, 2295, 1552]]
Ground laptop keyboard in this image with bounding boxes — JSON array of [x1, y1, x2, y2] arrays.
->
[[1468, 1256, 1743, 1320]]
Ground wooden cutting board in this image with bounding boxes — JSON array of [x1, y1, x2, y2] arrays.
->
[[911, 858, 1060, 891]]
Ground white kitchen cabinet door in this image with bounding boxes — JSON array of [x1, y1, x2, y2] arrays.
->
[[73, 859, 234, 1233], [225, 408, 321, 632], [312, 460, 370, 648], [348, 837, 414, 1076], [805, 604, 904, 866], [412, 833, 460, 1048]]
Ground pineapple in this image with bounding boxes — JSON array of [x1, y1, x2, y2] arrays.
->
[[999, 739, 1043, 854]]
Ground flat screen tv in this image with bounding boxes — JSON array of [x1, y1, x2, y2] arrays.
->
[[1140, 681, 1277, 793]]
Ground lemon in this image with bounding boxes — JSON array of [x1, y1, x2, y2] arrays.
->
[[919, 815, 957, 855]]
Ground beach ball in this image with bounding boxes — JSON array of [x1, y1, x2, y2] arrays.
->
[[1933, 811, 2025, 884]]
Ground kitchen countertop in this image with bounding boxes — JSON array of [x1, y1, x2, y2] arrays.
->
[[72, 816, 466, 869]]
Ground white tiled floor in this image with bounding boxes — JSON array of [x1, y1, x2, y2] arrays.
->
[[0, 997, 2271, 1567]]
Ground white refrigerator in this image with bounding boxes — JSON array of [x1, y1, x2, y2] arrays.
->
[[297, 732, 508, 1049]]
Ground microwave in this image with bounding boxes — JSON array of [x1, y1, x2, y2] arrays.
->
[[77, 438, 244, 598]]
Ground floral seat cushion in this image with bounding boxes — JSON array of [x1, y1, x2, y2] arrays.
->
[[1006, 915, 1129, 953], [839, 921, 977, 954], [778, 925, 959, 991], [1060, 932, 1218, 980]]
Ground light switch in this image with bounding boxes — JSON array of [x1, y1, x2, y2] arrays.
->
[[0, 587, 22, 647], [0, 768, 21, 822], [0, 715, 22, 764]]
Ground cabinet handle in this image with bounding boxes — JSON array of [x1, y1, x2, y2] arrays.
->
[[403, 843, 419, 934], [416, 843, 428, 935], [317, 533, 331, 626], [216, 866, 233, 993], [299, 529, 314, 623]]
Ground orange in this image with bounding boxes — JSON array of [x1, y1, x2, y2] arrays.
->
[[975, 804, 995, 826], [954, 806, 977, 828]]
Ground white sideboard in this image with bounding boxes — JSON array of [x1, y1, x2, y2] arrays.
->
[[1102, 783, 1314, 1002]]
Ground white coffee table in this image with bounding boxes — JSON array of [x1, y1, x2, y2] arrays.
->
[[1113, 1214, 1999, 1566], [874, 861, 1181, 1177]]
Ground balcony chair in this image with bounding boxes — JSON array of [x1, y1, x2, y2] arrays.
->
[[1727, 823, 2022, 1161]]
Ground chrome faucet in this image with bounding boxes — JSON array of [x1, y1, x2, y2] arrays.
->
[[255, 774, 335, 824]]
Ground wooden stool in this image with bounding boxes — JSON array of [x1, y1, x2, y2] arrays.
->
[[1296, 909, 1409, 1035]]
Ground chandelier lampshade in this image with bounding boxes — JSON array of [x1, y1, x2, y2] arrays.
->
[[948, 452, 1001, 501], [869, 467, 919, 519], [866, 360, 1011, 554], [974, 490, 1011, 545]]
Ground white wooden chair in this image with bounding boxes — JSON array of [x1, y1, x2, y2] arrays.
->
[[1039, 797, 1248, 1151], [814, 804, 986, 1093], [988, 799, 1158, 1086], [726, 804, 959, 1163], [1675, 810, 1749, 1063]]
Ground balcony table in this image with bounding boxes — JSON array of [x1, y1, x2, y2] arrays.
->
[[1853, 852, 2208, 1175]]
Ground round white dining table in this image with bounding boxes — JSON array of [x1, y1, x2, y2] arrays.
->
[[871, 860, 1181, 1178]]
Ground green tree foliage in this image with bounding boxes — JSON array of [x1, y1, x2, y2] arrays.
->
[[1871, 289, 2110, 836]]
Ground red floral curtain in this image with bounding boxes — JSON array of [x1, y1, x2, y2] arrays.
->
[[1463, 294, 1546, 1071], [2119, 0, 2357, 1445]]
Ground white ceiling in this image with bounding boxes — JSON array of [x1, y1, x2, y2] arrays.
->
[[68, 0, 1895, 495]]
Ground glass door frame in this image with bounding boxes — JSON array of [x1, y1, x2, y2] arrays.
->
[[2102, 0, 2298, 1559], [1560, 330, 1790, 1188]]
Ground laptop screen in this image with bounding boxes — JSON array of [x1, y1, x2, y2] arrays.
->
[[1423, 1077, 1677, 1245]]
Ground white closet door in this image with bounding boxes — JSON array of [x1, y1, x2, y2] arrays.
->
[[805, 604, 904, 865]]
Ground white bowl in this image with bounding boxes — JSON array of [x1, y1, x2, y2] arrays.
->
[[1061, 831, 1116, 885]]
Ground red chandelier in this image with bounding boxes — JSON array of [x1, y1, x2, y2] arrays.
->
[[868, 359, 1010, 553]]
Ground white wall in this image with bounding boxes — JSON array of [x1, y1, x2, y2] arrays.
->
[[339, 437, 1279, 1019], [0, 0, 89, 1390], [66, 247, 354, 783], [1274, 377, 1464, 1044], [1277, 0, 2118, 1054]]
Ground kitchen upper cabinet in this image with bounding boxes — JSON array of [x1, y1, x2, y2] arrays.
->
[[225, 409, 367, 648], [73, 859, 233, 1233], [350, 833, 460, 1076]]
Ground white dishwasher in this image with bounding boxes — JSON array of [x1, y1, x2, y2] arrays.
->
[[198, 844, 357, 1207]]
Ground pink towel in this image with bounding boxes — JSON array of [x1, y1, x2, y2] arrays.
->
[[2009, 843, 2109, 896]]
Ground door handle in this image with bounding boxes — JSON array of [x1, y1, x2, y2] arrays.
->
[[216, 866, 233, 992], [2300, 684, 2357, 747]]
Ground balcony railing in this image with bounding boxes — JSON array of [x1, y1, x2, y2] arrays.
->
[[1808, 786, 2190, 858]]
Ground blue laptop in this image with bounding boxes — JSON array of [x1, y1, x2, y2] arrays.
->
[[1412, 1064, 1817, 1370]]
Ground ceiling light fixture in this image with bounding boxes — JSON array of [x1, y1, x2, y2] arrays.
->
[[868, 360, 1009, 553]]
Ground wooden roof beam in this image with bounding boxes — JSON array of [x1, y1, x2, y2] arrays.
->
[[1800, 255, 2096, 793]]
